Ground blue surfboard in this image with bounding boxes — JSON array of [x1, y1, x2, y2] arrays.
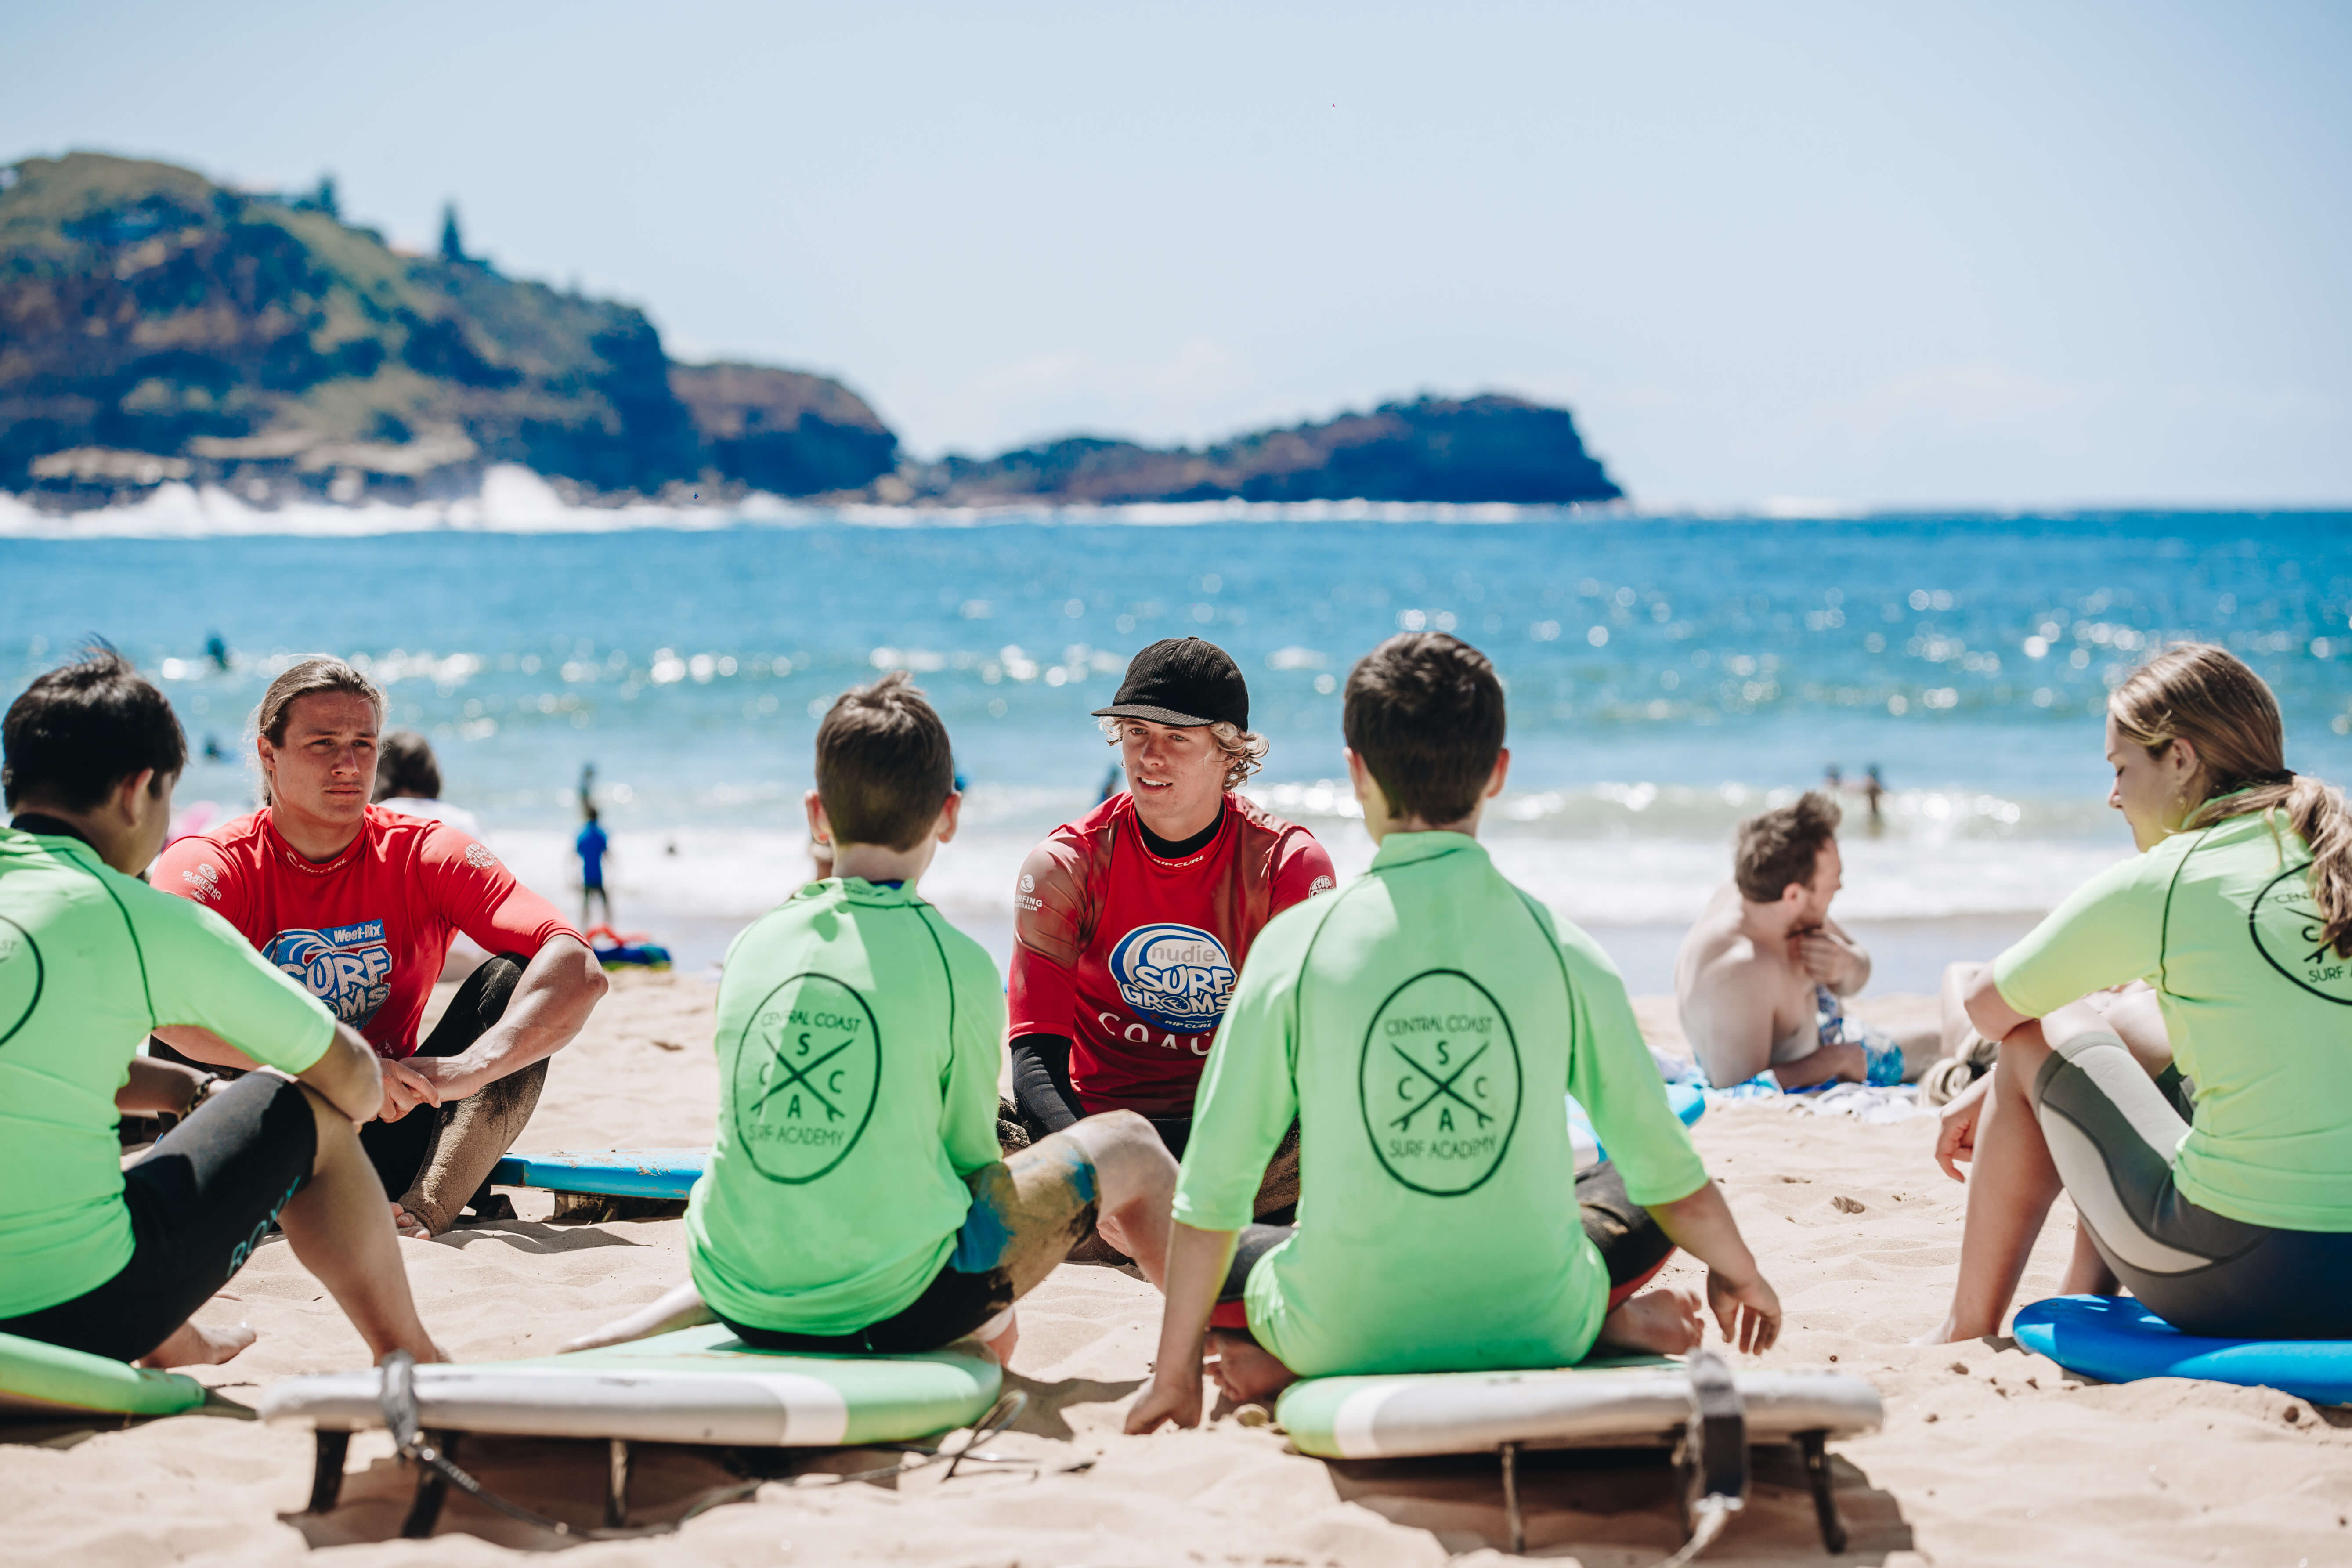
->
[[489, 1148, 706, 1201], [496, 1081, 1707, 1204], [2013, 1295, 2352, 1407], [1567, 1080, 1706, 1164]]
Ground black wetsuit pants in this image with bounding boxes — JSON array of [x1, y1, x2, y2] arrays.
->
[[1, 1073, 318, 1361], [152, 954, 545, 1229]]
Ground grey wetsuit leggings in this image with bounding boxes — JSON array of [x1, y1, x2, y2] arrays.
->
[[2033, 1031, 2352, 1340]]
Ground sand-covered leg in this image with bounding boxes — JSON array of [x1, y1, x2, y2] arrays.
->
[[1032, 1110, 1179, 1286], [392, 1057, 548, 1236]]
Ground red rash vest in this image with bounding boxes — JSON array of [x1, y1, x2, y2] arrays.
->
[[150, 805, 580, 1060], [1008, 791, 1336, 1115]]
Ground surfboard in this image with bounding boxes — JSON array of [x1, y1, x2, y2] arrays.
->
[[0, 1330, 210, 1419], [2012, 1295, 2352, 1407], [494, 1081, 1708, 1202], [1275, 1359, 1882, 1460], [488, 1148, 706, 1201], [259, 1323, 1004, 1446], [1567, 1080, 1706, 1169]]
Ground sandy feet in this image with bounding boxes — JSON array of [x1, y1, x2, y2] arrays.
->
[[1595, 1284, 1706, 1355], [137, 1318, 256, 1369]]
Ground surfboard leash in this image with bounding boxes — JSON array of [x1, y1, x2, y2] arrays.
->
[[375, 1355, 1039, 1540], [1658, 1349, 1748, 1568], [379, 1350, 656, 1541]]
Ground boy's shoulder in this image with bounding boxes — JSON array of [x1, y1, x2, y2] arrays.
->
[[1460, 865, 1629, 991], [722, 885, 999, 985], [908, 897, 1002, 988]]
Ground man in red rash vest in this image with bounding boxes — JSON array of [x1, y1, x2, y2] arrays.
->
[[150, 658, 608, 1237], [1008, 639, 1334, 1221]]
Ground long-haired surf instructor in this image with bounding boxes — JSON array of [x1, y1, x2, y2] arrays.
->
[[150, 658, 609, 1237], [1008, 639, 1335, 1221]]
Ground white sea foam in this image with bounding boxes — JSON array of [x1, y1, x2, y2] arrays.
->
[[482, 786, 2127, 952], [0, 476, 1614, 540]]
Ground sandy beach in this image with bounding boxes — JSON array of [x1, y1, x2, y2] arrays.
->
[[6, 971, 2347, 1568]]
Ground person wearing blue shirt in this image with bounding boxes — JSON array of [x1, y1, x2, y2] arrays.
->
[[576, 806, 612, 927]]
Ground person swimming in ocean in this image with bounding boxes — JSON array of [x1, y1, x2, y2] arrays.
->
[[1675, 792, 1932, 1090]]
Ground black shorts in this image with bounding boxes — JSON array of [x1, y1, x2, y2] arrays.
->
[[1216, 1160, 1676, 1302], [2034, 1031, 2352, 1340], [150, 952, 524, 1207], [718, 1264, 1012, 1356], [0, 1073, 318, 1362]]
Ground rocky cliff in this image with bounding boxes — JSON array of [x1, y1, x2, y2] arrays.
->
[[0, 153, 895, 506], [2, 151, 1624, 512], [897, 394, 1620, 506]]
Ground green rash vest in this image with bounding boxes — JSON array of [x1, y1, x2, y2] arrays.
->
[[1174, 831, 1711, 1378], [0, 826, 336, 1317], [685, 878, 1007, 1335], [1994, 806, 2352, 1232]]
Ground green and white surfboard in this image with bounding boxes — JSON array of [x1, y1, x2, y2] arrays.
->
[[258, 1323, 1002, 1447], [0, 1330, 210, 1419], [1276, 1359, 1882, 1460]]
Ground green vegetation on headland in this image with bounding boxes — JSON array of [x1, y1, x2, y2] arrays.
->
[[1, 152, 1622, 510]]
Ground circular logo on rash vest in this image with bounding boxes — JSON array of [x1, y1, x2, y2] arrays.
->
[[1109, 923, 1236, 1035], [1358, 969, 1523, 1197], [2249, 863, 2352, 1005], [734, 973, 883, 1183], [0, 914, 43, 1050]]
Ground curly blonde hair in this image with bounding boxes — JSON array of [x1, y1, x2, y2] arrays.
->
[[1097, 716, 1268, 791]]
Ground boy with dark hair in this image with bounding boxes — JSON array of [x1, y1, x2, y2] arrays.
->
[[1676, 791, 1922, 1090], [569, 673, 1178, 1361], [0, 652, 443, 1369], [1127, 634, 1783, 1427]]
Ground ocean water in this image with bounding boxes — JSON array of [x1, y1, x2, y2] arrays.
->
[[6, 481, 2348, 991]]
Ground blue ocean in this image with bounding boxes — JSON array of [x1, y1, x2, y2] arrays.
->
[[7, 489, 2347, 989]]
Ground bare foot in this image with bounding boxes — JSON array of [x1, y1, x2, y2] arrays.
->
[[1910, 1313, 1978, 1346], [1595, 1286, 1705, 1355], [138, 1318, 257, 1368], [1207, 1329, 1298, 1405], [979, 1311, 1019, 1366], [389, 1201, 431, 1240], [560, 1281, 714, 1354]]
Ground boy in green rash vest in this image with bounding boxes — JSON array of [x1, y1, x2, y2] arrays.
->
[[0, 652, 442, 1370], [1127, 634, 1783, 1429], [565, 674, 1177, 1363]]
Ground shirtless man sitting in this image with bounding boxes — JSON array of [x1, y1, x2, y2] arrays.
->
[[1675, 791, 1915, 1090]]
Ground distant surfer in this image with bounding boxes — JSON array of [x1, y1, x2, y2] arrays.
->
[[577, 804, 612, 927], [149, 658, 609, 1237], [1006, 637, 1336, 1228], [566, 673, 1177, 1362], [1674, 792, 1933, 1090], [0, 651, 444, 1369]]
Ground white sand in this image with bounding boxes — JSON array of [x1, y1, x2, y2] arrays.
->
[[4, 973, 2347, 1567]]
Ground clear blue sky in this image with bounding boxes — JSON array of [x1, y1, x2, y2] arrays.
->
[[6, 0, 2348, 506]]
